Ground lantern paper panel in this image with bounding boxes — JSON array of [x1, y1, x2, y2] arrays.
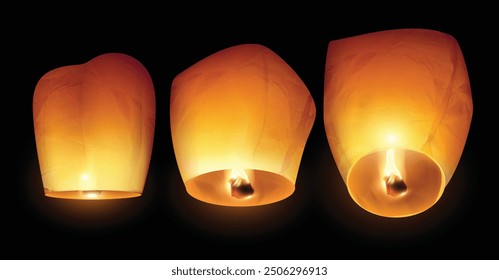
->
[[171, 44, 316, 206], [324, 29, 473, 217], [33, 53, 156, 200]]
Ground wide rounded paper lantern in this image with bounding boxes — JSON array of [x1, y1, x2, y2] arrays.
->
[[171, 44, 316, 206], [324, 29, 473, 217], [33, 53, 156, 200]]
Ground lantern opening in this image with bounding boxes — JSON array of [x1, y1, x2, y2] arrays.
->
[[44, 189, 142, 200], [346, 148, 444, 217], [383, 148, 408, 197], [229, 169, 254, 199], [184, 169, 294, 207]]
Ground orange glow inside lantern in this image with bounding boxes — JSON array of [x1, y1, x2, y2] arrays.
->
[[324, 29, 473, 217], [170, 44, 316, 206], [33, 53, 156, 200]]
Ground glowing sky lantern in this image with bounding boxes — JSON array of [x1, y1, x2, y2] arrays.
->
[[33, 53, 156, 200], [170, 44, 316, 206], [324, 29, 473, 217]]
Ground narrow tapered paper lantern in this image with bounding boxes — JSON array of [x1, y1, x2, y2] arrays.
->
[[33, 53, 156, 200], [171, 44, 316, 206], [324, 29, 473, 217]]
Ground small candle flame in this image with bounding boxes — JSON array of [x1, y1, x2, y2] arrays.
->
[[229, 168, 254, 199], [82, 190, 102, 198], [383, 148, 407, 197]]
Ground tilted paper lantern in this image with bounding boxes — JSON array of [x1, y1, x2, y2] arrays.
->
[[170, 44, 316, 206], [33, 53, 156, 199], [324, 29, 473, 217]]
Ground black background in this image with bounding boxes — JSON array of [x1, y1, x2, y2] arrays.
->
[[8, 7, 494, 260]]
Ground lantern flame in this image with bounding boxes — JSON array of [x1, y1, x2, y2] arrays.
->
[[81, 190, 102, 199], [229, 168, 254, 199], [383, 148, 407, 197]]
